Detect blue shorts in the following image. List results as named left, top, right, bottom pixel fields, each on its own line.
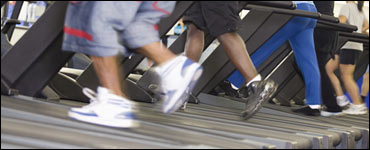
left=62, top=1, right=176, bottom=57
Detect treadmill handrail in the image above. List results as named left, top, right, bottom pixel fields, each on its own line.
left=345, top=38, right=369, bottom=45
left=317, top=20, right=357, bottom=32
left=246, top=1, right=296, bottom=9
left=245, top=5, right=339, bottom=23
left=315, top=23, right=357, bottom=33
left=339, top=32, right=369, bottom=40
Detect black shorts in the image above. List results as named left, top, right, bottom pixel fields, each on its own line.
left=314, top=28, right=338, bottom=58
left=339, top=49, right=362, bottom=65
left=183, top=1, right=241, bottom=37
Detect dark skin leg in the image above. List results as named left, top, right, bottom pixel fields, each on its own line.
left=217, top=32, right=258, bottom=83
left=91, top=42, right=176, bottom=98
left=185, top=24, right=205, bottom=62
left=91, top=55, right=126, bottom=97
left=185, top=23, right=258, bottom=84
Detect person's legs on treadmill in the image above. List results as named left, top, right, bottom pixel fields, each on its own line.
left=326, top=55, right=350, bottom=107
left=66, top=1, right=203, bottom=128
left=91, top=41, right=178, bottom=98
left=185, top=23, right=205, bottom=62
left=340, top=64, right=367, bottom=115
left=340, top=64, right=362, bottom=104
left=217, top=32, right=277, bottom=120
left=217, top=32, right=258, bottom=82
left=317, top=53, right=343, bottom=116
left=64, top=1, right=146, bottom=128
left=184, top=1, right=277, bottom=120
left=286, top=2, right=321, bottom=116
left=361, top=66, right=369, bottom=101
left=289, top=27, right=322, bottom=116
left=136, top=42, right=203, bottom=114
left=90, top=56, right=126, bottom=97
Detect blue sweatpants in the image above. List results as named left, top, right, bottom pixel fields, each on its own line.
left=228, top=3, right=321, bottom=105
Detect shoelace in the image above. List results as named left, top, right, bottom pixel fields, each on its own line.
left=82, top=88, right=134, bottom=108
left=83, top=88, right=98, bottom=102
left=81, top=88, right=99, bottom=109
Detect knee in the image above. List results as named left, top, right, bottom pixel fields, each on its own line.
left=340, top=72, right=353, bottom=83
left=188, top=24, right=203, bottom=35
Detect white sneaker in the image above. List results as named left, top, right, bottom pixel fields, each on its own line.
left=343, top=104, right=368, bottom=115
left=153, top=56, right=203, bottom=114
left=336, top=96, right=350, bottom=107
left=68, top=87, right=138, bottom=128
left=320, top=110, right=344, bottom=117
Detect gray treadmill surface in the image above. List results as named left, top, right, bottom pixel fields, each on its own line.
left=1, top=95, right=369, bottom=149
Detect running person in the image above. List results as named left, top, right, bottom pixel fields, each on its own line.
left=226, top=1, right=323, bottom=116
left=63, top=1, right=203, bottom=128
left=183, top=1, right=278, bottom=120
left=326, top=1, right=369, bottom=115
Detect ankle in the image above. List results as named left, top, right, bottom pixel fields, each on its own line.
left=336, top=95, right=347, bottom=100
left=246, top=74, right=262, bottom=87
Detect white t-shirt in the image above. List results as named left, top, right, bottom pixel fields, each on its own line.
left=340, top=2, right=367, bottom=51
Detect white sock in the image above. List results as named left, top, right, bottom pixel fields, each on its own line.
left=337, top=95, right=347, bottom=100
left=246, top=74, right=262, bottom=87
left=309, top=105, right=321, bottom=109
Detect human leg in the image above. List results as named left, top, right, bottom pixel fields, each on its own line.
left=361, top=66, right=369, bottom=99
left=123, top=2, right=202, bottom=114
left=66, top=2, right=198, bottom=127
left=325, top=55, right=351, bottom=107
left=340, top=64, right=362, bottom=105
left=339, top=50, right=367, bottom=114
left=90, top=56, right=125, bottom=97
left=184, top=23, right=205, bottom=62
left=340, top=64, right=368, bottom=115
left=216, top=32, right=277, bottom=119
left=217, top=32, right=258, bottom=83
left=289, top=27, right=322, bottom=116
left=326, top=55, right=345, bottom=96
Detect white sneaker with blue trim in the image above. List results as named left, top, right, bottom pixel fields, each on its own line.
left=154, top=56, right=203, bottom=114
left=68, top=87, right=138, bottom=128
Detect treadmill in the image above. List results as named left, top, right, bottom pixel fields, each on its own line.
left=1, top=1, right=369, bottom=149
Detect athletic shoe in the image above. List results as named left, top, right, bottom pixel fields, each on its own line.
left=238, top=79, right=278, bottom=120
left=320, top=110, right=344, bottom=117
left=69, top=87, right=138, bottom=128
left=343, top=104, right=368, bottom=115
left=153, top=56, right=203, bottom=114
left=292, top=106, right=321, bottom=116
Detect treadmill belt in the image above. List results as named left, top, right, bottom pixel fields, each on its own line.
left=1, top=95, right=369, bottom=149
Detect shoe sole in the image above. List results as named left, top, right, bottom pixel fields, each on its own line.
left=241, top=80, right=278, bottom=120
left=69, top=111, right=139, bottom=128
left=320, top=112, right=345, bottom=117
left=343, top=111, right=368, bottom=115
left=163, top=65, right=203, bottom=114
